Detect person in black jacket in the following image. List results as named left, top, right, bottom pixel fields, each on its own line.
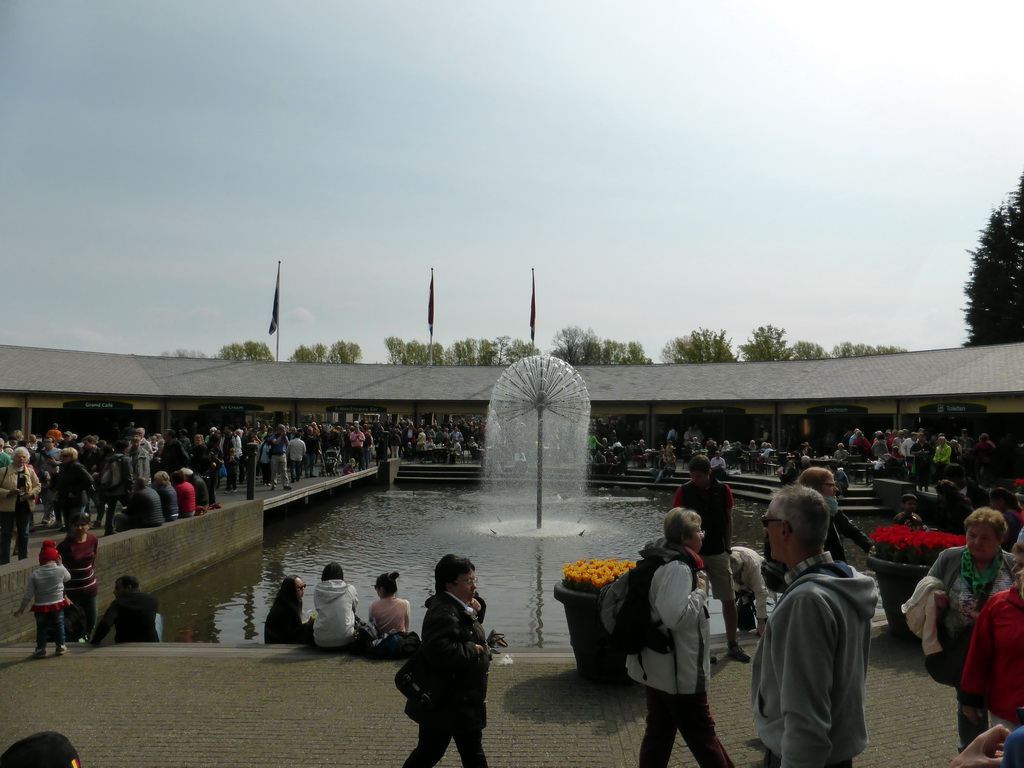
left=113, top=477, right=164, bottom=533
left=55, top=447, right=95, bottom=532
left=403, top=554, right=490, bottom=768
left=91, top=575, right=160, bottom=644
left=264, top=576, right=314, bottom=644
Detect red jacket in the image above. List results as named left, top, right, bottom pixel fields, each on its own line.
left=959, top=587, right=1024, bottom=722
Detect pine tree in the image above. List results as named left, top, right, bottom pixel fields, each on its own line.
left=964, top=171, right=1024, bottom=346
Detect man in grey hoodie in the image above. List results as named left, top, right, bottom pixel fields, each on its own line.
left=752, top=484, right=878, bottom=768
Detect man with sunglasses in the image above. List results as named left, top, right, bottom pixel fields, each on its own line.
left=752, top=484, right=877, bottom=768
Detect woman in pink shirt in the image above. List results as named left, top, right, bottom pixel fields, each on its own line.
left=348, top=427, right=365, bottom=470
left=369, top=571, right=410, bottom=634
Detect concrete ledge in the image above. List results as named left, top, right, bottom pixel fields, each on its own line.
left=0, top=499, right=263, bottom=643
left=873, top=478, right=914, bottom=511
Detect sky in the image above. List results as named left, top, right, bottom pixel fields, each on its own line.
left=3, top=0, right=1023, bottom=364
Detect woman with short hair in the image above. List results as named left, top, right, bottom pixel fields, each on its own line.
left=152, top=471, right=179, bottom=522
left=927, top=507, right=1015, bottom=749
left=1, top=447, right=42, bottom=564
left=627, top=508, right=733, bottom=768
left=959, top=542, right=1024, bottom=732
left=797, top=466, right=872, bottom=563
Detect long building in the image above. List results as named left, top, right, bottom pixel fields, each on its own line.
left=3, top=343, right=1024, bottom=459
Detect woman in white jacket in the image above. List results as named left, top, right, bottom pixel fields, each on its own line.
left=312, top=562, right=359, bottom=650
left=626, top=507, right=734, bottom=768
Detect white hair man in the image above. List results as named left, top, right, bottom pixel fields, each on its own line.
left=752, top=484, right=877, bottom=768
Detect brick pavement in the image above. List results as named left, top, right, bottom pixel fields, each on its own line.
left=1, top=629, right=960, bottom=768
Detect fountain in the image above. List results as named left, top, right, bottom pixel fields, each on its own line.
left=484, top=355, right=591, bottom=528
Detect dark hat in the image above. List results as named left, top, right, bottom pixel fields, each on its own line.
left=0, top=731, right=81, bottom=768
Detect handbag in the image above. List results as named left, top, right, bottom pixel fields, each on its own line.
left=395, top=651, right=440, bottom=711
left=924, top=626, right=973, bottom=687
left=924, top=588, right=993, bottom=688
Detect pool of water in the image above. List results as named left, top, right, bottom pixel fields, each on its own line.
left=155, top=486, right=889, bottom=646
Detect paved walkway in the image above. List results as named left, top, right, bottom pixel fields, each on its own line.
left=1, top=628, right=960, bottom=768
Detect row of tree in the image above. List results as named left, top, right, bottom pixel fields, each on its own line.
left=192, top=324, right=905, bottom=364
left=660, top=326, right=906, bottom=363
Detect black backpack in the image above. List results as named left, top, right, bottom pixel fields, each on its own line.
left=597, top=549, right=698, bottom=655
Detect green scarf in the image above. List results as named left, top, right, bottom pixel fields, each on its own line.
left=961, top=548, right=1002, bottom=596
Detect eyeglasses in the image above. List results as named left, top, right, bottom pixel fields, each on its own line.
left=295, top=584, right=306, bottom=591
left=760, top=515, right=786, bottom=528
left=453, top=578, right=478, bottom=587
left=698, top=530, right=706, bottom=537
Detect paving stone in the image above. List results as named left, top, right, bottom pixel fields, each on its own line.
left=0, top=628, right=960, bottom=768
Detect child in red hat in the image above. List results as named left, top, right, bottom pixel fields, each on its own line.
left=13, top=540, right=71, bottom=658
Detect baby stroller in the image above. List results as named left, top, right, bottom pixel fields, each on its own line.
left=322, top=448, right=340, bottom=476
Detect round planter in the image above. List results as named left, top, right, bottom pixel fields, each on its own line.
left=867, top=555, right=931, bottom=641
left=552, top=582, right=633, bottom=685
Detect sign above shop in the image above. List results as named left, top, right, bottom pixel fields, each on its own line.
left=682, top=406, right=746, bottom=415
left=326, top=405, right=387, bottom=413
left=63, top=400, right=133, bottom=410
left=806, top=404, right=868, bottom=415
left=197, top=403, right=264, bottom=412
left=919, top=402, right=987, bottom=414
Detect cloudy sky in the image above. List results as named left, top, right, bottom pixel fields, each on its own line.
left=3, top=1, right=1023, bottom=363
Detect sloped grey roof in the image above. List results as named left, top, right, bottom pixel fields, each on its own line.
left=0, top=342, right=1021, bottom=404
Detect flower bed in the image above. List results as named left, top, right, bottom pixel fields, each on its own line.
left=869, top=525, right=965, bottom=566
left=561, top=558, right=635, bottom=594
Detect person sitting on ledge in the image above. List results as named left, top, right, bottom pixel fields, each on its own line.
left=650, top=444, right=676, bottom=484
left=370, top=571, right=411, bottom=634
left=264, top=575, right=313, bottom=644
left=152, top=471, right=179, bottom=522
left=710, top=450, right=727, bottom=481
left=312, top=562, right=359, bottom=651
left=171, top=470, right=196, bottom=519
left=180, top=467, right=209, bottom=512
left=113, top=477, right=163, bottom=533
left=91, top=575, right=160, bottom=644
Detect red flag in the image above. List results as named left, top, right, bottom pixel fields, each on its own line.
left=530, top=268, right=536, bottom=343
left=428, top=269, right=434, bottom=334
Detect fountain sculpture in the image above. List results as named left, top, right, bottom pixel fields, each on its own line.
left=485, top=355, right=591, bottom=528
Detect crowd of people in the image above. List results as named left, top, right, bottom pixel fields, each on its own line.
left=13, top=530, right=161, bottom=654
left=7, top=416, right=1024, bottom=767
left=0, top=416, right=491, bottom=556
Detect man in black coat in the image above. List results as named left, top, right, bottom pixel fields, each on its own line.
left=403, top=554, right=490, bottom=768
left=91, top=575, right=160, bottom=644
left=113, top=477, right=164, bottom=532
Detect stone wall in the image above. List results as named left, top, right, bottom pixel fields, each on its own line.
left=0, top=500, right=263, bottom=643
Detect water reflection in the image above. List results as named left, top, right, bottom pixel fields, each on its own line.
left=155, top=486, right=889, bottom=646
